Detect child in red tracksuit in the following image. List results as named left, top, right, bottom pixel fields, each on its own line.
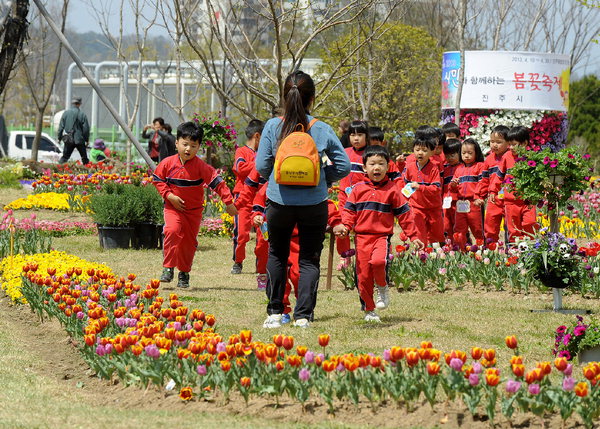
left=231, top=119, right=264, bottom=276
left=490, top=126, right=538, bottom=242
left=252, top=185, right=342, bottom=324
left=401, top=137, right=444, bottom=245
left=442, top=138, right=461, bottom=242
left=234, top=166, right=269, bottom=288
left=154, top=121, right=237, bottom=288
left=475, top=125, right=510, bottom=244
left=450, top=138, right=485, bottom=249
left=336, top=145, right=423, bottom=323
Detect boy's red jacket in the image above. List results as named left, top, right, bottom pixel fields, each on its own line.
left=342, top=178, right=418, bottom=239
left=338, top=146, right=400, bottom=208
left=232, top=145, right=256, bottom=194
left=153, top=155, right=233, bottom=210
left=442, top=163, right=459, bottom=198
left=234, top=167, right=267, bottom=209
left=450, top=162, right=485, bottom=200
left=490, top=149, right=519, bottom=202
left=401, top=159, right=442, bottom=209
left=476, top=152, right=506, bottom=200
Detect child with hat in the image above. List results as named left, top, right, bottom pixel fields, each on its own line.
left=90, top=138, right=110, bottom=163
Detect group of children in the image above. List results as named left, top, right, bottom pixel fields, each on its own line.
left=152, top=117, right=538, bottom=324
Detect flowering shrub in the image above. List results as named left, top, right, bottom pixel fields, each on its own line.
left=191, top=112, right=237, bottom=151
left=0, top=250, right=112, bottom=303
left=554, top=316, right=600, bottom=361
left=510, top=147, right=593, bottom=208
left=443, top=110, right=568, bottom=152
left=15, top=263, right=600, bottom=427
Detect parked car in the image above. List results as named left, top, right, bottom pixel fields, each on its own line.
left=1, top=130, right=82, bottom=163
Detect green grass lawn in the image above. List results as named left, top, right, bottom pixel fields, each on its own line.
left=0, top=186, right=595, bottom=428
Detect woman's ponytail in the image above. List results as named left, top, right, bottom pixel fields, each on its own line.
left=279, top=71, right=315, bottom=142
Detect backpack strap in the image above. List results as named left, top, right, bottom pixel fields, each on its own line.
left=306, top=118, right=318, bottom=131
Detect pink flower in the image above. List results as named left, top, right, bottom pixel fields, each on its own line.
left=527, top=160, right=537, bottom=167
left=528, top=384, right=540, bottom=395
left=563, top=377, right=575, bottom=391
left=450, top=358, right=464, bottom=371
left=299, top=367, right=311, bottom=381
left=197, top=364, right=207, bottom=375
left=543, top=156, right=550, bottom=165
left=505, top=380, right=521, bottom=393
left=469, top=373, right=480, bottom=386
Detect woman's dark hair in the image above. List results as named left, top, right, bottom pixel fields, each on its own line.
left=462, top=138, right=485, bottom=163
left=362, top=144, right=390, bottom=164
left=349, top=120, right=370, bottom=143
left=491, top=125, right=510, bottom=140
left=177, top=121, right=203, bottom=142
left=153, top=117, right=165, bottom=126
left=443, top=138, right=461, bottom=156
left=280, top=70, right=315, bottom=141
left=507, top=126, right=530, bottom=144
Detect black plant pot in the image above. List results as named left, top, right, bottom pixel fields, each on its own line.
left=97, top=225, right=133, bottom=249
left=132, top=222, right=159, bottom=249
left=537, top=270, right=572, bottom=289
left=156, top=224, right=164, bottom=249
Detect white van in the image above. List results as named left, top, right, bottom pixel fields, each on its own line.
left=2, top=130, right=82, bottom=163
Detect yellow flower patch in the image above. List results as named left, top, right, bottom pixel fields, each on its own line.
left=0, top=251, right=113, bottom=303
left=3, top=192, right=87, bottom=212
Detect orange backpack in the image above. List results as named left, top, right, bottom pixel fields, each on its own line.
left=274, top=118, right=320, bottom=186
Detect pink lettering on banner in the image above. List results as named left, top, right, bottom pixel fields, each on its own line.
left=514, top=72, right=526, bottom=90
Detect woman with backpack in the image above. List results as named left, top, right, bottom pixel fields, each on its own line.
left=255, top=70, right=351, bottom=329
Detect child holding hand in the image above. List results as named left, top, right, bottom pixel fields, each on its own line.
left=153, top=121, right=237, bottom=288
left=336, top=145, right=423, bottom=323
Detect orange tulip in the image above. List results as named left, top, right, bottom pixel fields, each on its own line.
left=370, top=356, right=382, bottom=368
left=389, top=346, right=405, bottom=362
left=84, top=334, right=96, bottom=347
left=240, top=377, right=251, bottom=388
left=510, top=355, right=523, bottom=365
left=406, top=350, right=420, bottom=367
left=239, top=330, right=252, bottom=344
left=505, top=335, right=518, bottom=349
left=318, top=334, right=330, bottom=348
left=485, top=373, right=500, bottom=386
left=482, top=348, right=496, bottom=361
left=287, top=355, right=302, bottom=367
left=131, top=344, right=143, bottom=356
left=583, top=364, right=597, bottom=381
left=322, top=360, right=336, bottom=372
left=205, top=314, right=216, bottom=327
left=470, top=347, right=483, bottom=360
left=296, top=345, right=308, bottom=357
left=512, top=364, right=525, bottom=378
left=537, top=361, right=552, bottom=376
left=282, top=336, right=294, bottom=351
left=179, top=387, right=193, bottom=401
left=220, top=360, right=232, bottom=372
left=275, top=360, right=285, bottom=371
left=273, top=334, right=284, bottom=348
left=427, top=361, right=441, bottom=376
left=575, top=381, right=589, bottom=397
left=420, top=341, right=433, bottom=349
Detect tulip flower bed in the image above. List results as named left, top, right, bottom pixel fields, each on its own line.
left=31, top=171, right=153, bottom=195
left=3, top=192, right=89, bottom=212
left=0, top=251, right=112, bottom=303
left=341, top=240, right=600, bottom=297
left=14, top=262, right=600, bottom=428
left=0, top=211, right=52, bottom=260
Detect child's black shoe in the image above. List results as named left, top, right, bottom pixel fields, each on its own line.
left=177, top=271, right=190, bottom=288
left=160, top=267, right=174, bottom=282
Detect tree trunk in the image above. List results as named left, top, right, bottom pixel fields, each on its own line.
left=0, top=0, right=29, bottom=97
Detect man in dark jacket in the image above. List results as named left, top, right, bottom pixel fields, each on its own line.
left=58, top=97, right=90, bottom=164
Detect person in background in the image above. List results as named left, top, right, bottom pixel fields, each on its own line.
left=442, top=122, right=461, bottom=140
left=157, top=123, right=177, bottom=162
left=142, top=117, right=165, bottom=163
left=89, top=138, right=110, bottom=163
left=58, top=97, right=90, bottom=164
left=338, top=119, right=350, bottom=148
left=255, top=70, right=351, bottom=329
left=442, top=138, right=462, bottom=243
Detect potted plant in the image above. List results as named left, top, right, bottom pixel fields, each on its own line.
left=127, top=185, right=164, bottom=249
left=553, top=315, right=600, bottom=363
left=519, top=230, right=583, bottom=289
left=509, top=146, right=593, bottom=232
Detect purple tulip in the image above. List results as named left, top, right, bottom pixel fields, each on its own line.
left=472, top=362, right=483, bottom=374
left=450, top=358, right=464, bottom=371
left=528, top=384, right=540, bottom=395
left=299, top=368, right=310, bottom=382
left=144, top=344, right=160, bottom=359
left=304, top=351, right=315, bottom=364
left=197, top=364, right=207, bottom=376
left=383, top=349, right=391, bottom=362
left=564, top=364, right=573, bottom=376
left=469, top=373, right=480, bottom=386
left=216, top=342, right=226, bottom=353
left=95, top=344, right=106, bottom=356
left=563, top=377, right=575, bottom=391
left=505, top=380, right=521, bottom=393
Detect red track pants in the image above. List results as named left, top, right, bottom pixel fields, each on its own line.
left=412, top=206, right=444, bottom=245
left=505, top=201, right=538, bottom=242
left=355, top=234, right=390, bottom=312
left=233, top=196, right=269, bottom=273
left=162, top=206, right=203, bottom=273
left=444, top=204, right=456, bottom=242
left=454, top=202, right=484, bottom=249
left=283, top=237, right=300, bottom=314
left=484, top=199, right=505, bottom=243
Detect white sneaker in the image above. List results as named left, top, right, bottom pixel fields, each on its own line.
left=263, top=314, right=282, bottom=329
left=293, top=318, right=310, bottom=328
left=375, top=285, right=390, bottom=310
left=364, top=310, right=381, bottom=323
